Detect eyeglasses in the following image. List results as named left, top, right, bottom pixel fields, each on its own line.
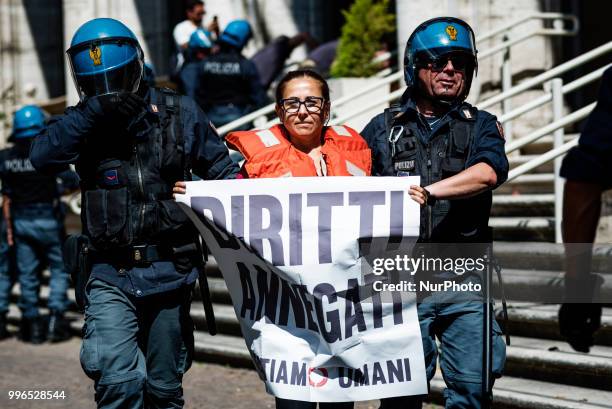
left=279, top=96, right=325, bottom=114
left=422, top=54, right=471, bottom=72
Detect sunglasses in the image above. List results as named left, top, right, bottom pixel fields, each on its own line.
left=279, top=96, right=325, bottom=114
left=421, top=54, right=471, bottom=72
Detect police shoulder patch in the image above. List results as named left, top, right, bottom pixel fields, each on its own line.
left=496, top=121, right=505, bottom=139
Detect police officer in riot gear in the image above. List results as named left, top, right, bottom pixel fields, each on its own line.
left=187, top=19, right=267, bottom=127
left=361, top=17, right=508, bottom=408
left=30, top=18, right=238, bottom=408
left=179, top=28, right=214, bottom=96
left=0, top=105, right=75, bottom=344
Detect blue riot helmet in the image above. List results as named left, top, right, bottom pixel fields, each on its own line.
left=66, top=18, right=144, bottom=100
left=404, top=17, right=478, bottom=100
left=10, top=105, right=46, bottom=140
left=219, top=20, right=252, bottom=50
left=189, top=28, right=213, bottom=51
left=188, top=28, right=213, bottom=61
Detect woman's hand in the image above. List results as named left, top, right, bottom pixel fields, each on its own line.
left=409, top=185, right=430, bottom=207
left=173, top=181, right=187, bottom=199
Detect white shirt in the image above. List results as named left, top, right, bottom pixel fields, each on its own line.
left=173, top=20, right=200, bottom=48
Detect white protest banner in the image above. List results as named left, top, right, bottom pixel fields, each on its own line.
left=176, top=176, right=427, bottom=402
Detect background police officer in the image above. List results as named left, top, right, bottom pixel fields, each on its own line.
left=187, top=19, right=267, bottom=127
left=179, top=28, right=214, bottom=97
left=30, top=18, right=238, bottom=409
left=0, top=105, right=74, bottom=344
left=361, top=17, right=508, bottom=408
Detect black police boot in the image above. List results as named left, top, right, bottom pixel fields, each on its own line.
left=47, top=310, right=71, bottom=342
left=20, top=316, right=45, bottom=344
left=0, top=313, right=9, bottom=340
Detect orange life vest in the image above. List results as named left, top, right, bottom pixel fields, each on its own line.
left=226, top=124, right=372, bottom=178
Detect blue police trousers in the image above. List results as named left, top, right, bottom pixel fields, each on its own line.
left=12, top=204, right=68, bottom=318
left=80, top=278, right=194, bottom=409
left=380, top=278, right=506, bottom=409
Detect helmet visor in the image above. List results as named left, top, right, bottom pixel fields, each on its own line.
left=67, top=39, right=144, bottom=100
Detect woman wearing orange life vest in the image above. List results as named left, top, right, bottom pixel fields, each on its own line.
left=224, top=69, right=371, bottom=179
left=173, top=69, right=367, bottom=409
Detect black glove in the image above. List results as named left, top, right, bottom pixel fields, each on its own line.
left=558, top=303, right=602, bottom=353
left=95, top=92, right=147, bottom=120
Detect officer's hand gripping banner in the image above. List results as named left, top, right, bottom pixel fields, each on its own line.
left=176, top=176, right=427, bottom=402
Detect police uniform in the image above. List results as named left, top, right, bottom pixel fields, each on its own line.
left=0, top=136, right=74, bottom=342
left=361, top=91, right=508, bottom=408
left=31, top=85, right=238, bottom=407
left=185, top=20, right=267, bottom=128
left=188, top=47, right=267, bottom=126
left=30, top=17, right=239, bottom=409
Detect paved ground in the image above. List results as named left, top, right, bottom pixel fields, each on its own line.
left=0, top=334, right=440, bottom=409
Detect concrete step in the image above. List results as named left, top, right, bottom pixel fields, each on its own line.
left=504, top=336, right=612, bottom=391
left=493, top=242, right=612, bottom=273
left=491, top=194, right=555, bottom=217
left=490, top=217, right=554, bottom=242
left=500, top=303, right=612, bottom=346
left=494, top=268, right=612, bottom=304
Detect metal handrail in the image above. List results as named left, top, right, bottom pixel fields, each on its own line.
left=504, top=102, right=595, bottom=154
left=507, top=138, right=578, bottom=182
left=479, top=28, right=577, bottom=59
left=217, top=12, right=578, bottom=136
left=331, top=89, right=404, bottom=125
left=477, top=12, right=578, bottom=42
left=498, top=64, right=610, bottom=123
left=480, top=41, right=612, bottom=109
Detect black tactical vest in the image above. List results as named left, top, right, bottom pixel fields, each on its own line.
left=77, top=88, right=195, bottom=252
left=197, top=49, right=251, bottom=109
left=2, top=141, right=58, bottom=206
left=384, top=103, right=492, bottom=243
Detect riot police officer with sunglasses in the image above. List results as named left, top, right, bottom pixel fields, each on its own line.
left=361, top=17, right=508, bottom=408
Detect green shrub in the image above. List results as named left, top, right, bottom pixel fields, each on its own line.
left=330, top=0, right=395, bottom=78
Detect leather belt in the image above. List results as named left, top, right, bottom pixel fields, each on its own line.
left=89, top=244, right=173, bottom=266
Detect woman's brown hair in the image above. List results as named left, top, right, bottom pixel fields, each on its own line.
left=275, top=69, right=330, bottom=102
